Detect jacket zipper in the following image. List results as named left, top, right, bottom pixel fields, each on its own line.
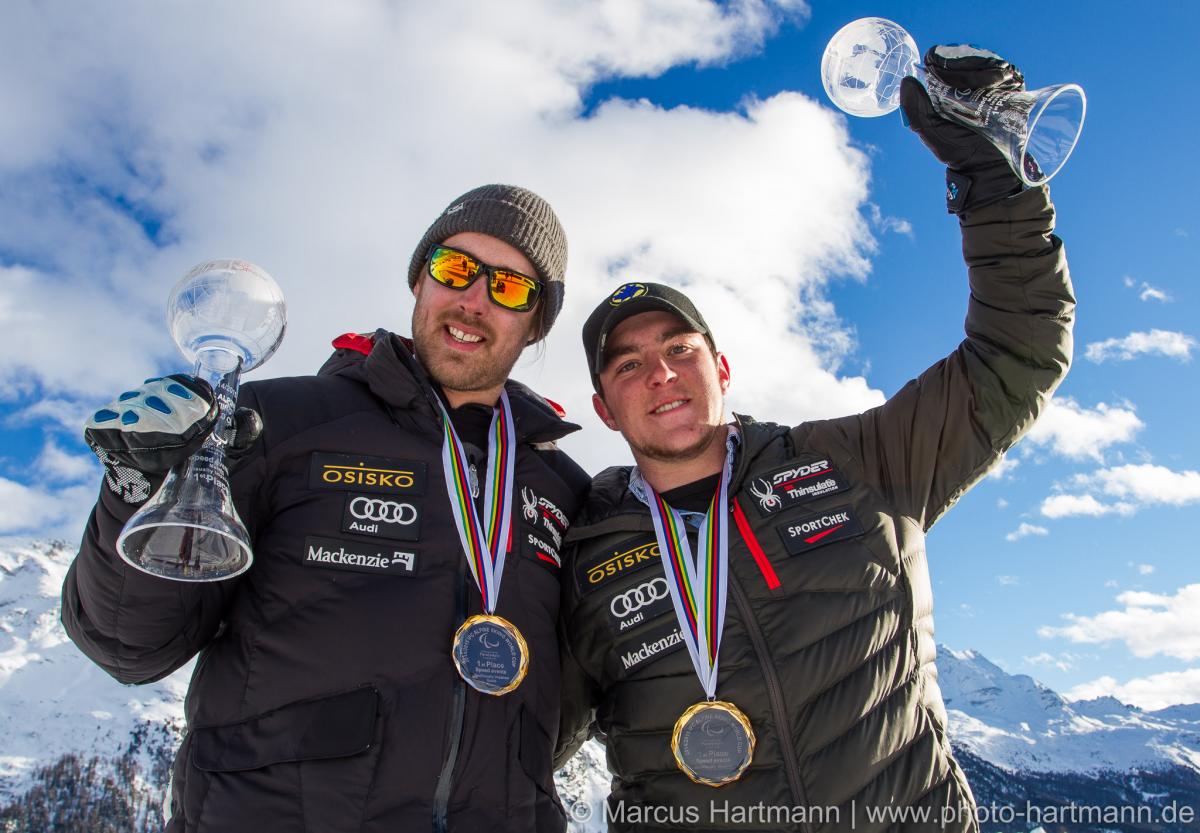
left=728, top=571, right=811, bottom=831
left=432, top=550, right=469, bottom=832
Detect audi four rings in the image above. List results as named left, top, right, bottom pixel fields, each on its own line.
left=349, top=497, right=418, bottom=525
left=610, top=578, right=669, bottom=617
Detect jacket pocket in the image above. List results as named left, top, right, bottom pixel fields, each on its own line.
left=185, top=686, right=382, bottom=833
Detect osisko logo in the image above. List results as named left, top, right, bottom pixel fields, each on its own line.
left=580, top=540, right=659, bottom=589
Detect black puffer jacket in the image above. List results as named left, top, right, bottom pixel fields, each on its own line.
left=62, top=329, right=589, bottom=833
left=557, top=187, right=1074, bottom=832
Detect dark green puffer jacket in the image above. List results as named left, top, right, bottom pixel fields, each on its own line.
left=556, top=186, right=1074, bottom=832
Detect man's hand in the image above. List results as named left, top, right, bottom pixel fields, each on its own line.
left=84, top=375, right=261, bottom=503
left=900, top=45, right=1025, bottom=214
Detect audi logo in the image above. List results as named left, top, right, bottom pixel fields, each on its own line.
left=349, top=497, right=418, bottom=525
left=610, top=577, right=669, bottom=618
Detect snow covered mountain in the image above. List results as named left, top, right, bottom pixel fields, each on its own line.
left=2, top=541, right=1197, bottom=831
left=0, top=540, right=186, bottom=830
left=939, top=647, right=1200, bottom=775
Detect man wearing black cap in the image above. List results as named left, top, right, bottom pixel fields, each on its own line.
left=63, top=184, right=589, bottom=832
left=556, top=51, right=1075, bottom=831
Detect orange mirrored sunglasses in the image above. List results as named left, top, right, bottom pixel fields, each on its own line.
left=426, top=245, right=543, bottom=312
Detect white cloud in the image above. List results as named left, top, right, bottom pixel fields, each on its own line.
left=1137, top=564, right=1156, bottom=576
left=1039, top=584, right=1200, bottom=661
left=1122, top=276, right=1170, bottom=302
left=1005, top=523, right=1047, bottom=542
left=996, top=498, right=1008, bottom=508
left=996, top=575, right=1020, bottom=586
left=1023, top=651, right=1080, bottom=673
left=1078, top=464, right=1200, bottom=506
left=35, top=441, right=97, bottom=483
left=5, top=398, right=101, bottom=432
left=1139, top=284, right=1170, bottom=303
left=866, top=203, right=913, bottom=237
left=1023, top=397, right=1142, bottom=463
left=987, top=454, right=1020, bottom=480
left=1041, top=463, right=1200, bottom=519
left=1039, top=493, right=1134, bottom=519
left=0, top=478, right=95, bottom=537
left=1084, top=329, right=1196, bottom=363
left=0, top=0, right=895, bottom=482
left=1065, top=669, right=1200, bottom=711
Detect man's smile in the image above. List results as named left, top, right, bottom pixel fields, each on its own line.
left=651, top=399, right=689, bottom=415
left=447, top=324, right=484, bottom=344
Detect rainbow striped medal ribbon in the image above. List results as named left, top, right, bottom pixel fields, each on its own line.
left=643, top=441, right=755, bottom=786
left=439, top=390, right=529, bottom=696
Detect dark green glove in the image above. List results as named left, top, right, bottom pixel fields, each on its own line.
left=900, top=44, right=1025, bottom=214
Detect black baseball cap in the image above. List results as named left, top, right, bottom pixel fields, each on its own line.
left=582, top=282, right=714, bottom=393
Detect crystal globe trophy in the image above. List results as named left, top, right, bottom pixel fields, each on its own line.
left=820, top=17, right=1086, bottom=185
left=117, top=260, right=286, bottom=582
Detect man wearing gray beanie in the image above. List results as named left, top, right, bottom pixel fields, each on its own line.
left=65, top=184, right=589, bottom=832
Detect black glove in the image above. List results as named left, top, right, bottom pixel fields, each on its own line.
left=900, top=44, right=1025, bottom=214
left=84, top=374, right=262, bottom=503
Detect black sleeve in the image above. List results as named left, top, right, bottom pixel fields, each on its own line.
left=60, top=385, right=268, bottom=684
left=554, top=555, right=599, bottom=769
left=807, top=186, right=1074, bottom=531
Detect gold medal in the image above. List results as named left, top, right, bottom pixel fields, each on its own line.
left=671, top=700, right=755, bottom=786
left=451, top=613, right=529, bottom=696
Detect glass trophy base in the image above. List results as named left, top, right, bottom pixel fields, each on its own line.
left=118, top=521, right=251, bottom=582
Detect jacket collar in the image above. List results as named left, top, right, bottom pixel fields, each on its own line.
left=318, top=328, right=580, bottom=445
left=566, top=414, right=789, bottom=543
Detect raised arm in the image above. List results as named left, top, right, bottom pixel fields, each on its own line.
left=61, top=377, right=264, bottom=683
left=814, top=47, right=1075, bottom=530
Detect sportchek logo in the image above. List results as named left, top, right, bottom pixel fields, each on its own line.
left=790, top=510, right=850, bottom=541
left=303, top=536, right=418, bottom=576
left=749, top=458, right=849, bottom=515
left=776, top=505, right=864, bottom=556
left=526, top=531, right=561, bottom=567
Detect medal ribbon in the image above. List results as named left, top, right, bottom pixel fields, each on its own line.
left=643, top=438, right=735, bottom=701
left=438, top=390, right=516, bottom=614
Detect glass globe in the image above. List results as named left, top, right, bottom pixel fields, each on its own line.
left=168, top=259, right=287, bottom=374
left=821, top=17, right=919, bottom=118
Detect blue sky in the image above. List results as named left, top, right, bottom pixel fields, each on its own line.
left=0, top=0, right=1196, bottom=708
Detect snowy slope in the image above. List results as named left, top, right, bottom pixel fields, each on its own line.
left=939, top=647, right=1200, bottom=775
left=0, top=540, right=188, bottom=804
left=2, top=541, right=1199, bottom=825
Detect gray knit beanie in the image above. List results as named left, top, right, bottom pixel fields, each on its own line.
left=407, top=184, right=568, bottom=340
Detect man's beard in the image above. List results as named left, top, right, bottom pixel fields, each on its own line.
left=629, top=422, right=724, bottom=464
left=411, top=313, right=526, bottom=395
